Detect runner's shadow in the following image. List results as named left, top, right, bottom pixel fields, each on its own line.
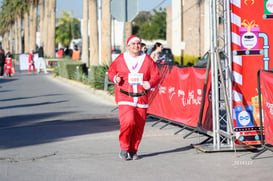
left=140, top=145, right=192, bottom=158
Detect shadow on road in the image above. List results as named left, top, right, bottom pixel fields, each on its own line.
left=140, top=145, right=193, bottom=158
left=0, top=111, right=120, bottom=149
left=0, top=93, right=64, bottom=102
left=0, top=100, right=69, bottom=110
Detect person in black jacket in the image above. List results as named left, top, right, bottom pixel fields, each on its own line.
left=37, top=44, right=47, bottom=74
left=0, top=49, right=5, bottom=77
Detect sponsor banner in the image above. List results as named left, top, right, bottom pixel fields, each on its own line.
left=19, top=53, right=40, bottom=70
left=231, top=0, right=273, bottom=145
left=148, top=65, right=212, bottom=131
left=260, top=71, right=273, bottom=145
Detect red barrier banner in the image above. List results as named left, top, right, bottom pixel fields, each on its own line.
left=231, top=1, right=273, bottom=145
left=148, top=65, right=212, bottom=131
left=260, top=71, right=273, bottom=145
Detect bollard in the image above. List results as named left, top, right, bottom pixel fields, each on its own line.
left=88, top=68, right=92, bottom=83
left=104, top=72, right=109, bottom=91
left=76, top=66, right=79, bottom=80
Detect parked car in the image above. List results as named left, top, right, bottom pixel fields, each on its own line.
left=197, top=51, right=210, bottom=67
left=111, top=49, right=121, bottom=61
left=158, top=48, right=175, bottom=65
left=197, top=51, right=225, bottom=67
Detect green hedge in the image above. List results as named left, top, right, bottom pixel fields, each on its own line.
left=174, top=54, right=199, bottom=66
left=54, top=62, right=115, bottom=95
left=89, top=64, right=109, bottom=90
left=57, top=60, right=87, bottom=79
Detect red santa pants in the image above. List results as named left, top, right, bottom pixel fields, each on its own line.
left=28, top=64, right=36, bottom=73
left=6, top=68, right=11, bottom=76
left=118, top=105, right=147, bottom=153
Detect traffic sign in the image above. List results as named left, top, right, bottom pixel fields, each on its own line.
left=111, top=0, right=139, bottom=22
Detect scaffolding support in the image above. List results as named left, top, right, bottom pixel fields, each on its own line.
left=194, top=0, right=236, bottom=152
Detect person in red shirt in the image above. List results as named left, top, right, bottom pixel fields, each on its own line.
left=4, top=52, right=13, bottom=77
left=28, top=49, right=36, bottom=73
left=108, top=35, right=161, bottom=161
left=57, top=48, right=64, bottom=58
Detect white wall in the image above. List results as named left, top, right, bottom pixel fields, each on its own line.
left=111, top=19, right=124, bottom=49
left=171, top=0, right=183, bottom=56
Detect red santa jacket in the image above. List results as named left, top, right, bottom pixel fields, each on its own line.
left=5, top=57, right=12, bottom=68
left=108, top=52, right=161, bottom=108
left=28, top=53, right=34, bottom=64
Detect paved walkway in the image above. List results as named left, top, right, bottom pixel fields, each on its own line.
left=0, top=71, right=272, bottom=181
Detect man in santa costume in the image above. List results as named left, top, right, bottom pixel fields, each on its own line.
left=28, top=49, right=36, bottom=73
left=108, top=35, right=161, bottom=160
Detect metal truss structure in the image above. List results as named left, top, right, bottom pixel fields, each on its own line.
left=195, top=0, right=236, bottom=152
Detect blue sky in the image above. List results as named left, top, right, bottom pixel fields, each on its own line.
left=0, top=0, right=171, bottom=18
left=59, top=0, right=172, bottom=18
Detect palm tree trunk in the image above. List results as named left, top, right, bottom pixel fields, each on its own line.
left=89, top=0, right=99, bottom=65
left=39, top=0, right=45, bottom=46
left=29, top=0, right=37, bottom=51
left=44, top=0, right=49, bottom=55
left=101, top=0, right=111, bottom=65
left=17, top=17, right=22, bottom=54
left=24, top=12, right=29, bottom=53
left=10, top=26, right=14, bottom=53
left=121, top=22, right=132, bottom=53
left=14, top=19, right=18, bottom=54
left=82, top=0, right=89, bottom=65
left=3, top=32, right=8, bottom=51
left=47, top=0, right=56, bottom=57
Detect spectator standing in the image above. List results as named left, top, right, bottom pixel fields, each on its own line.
left=150, top=42, right=163, bottom=63
left=141, top=43, right=147, bottom=54
left=0, top=49, right=5, bottom=77
left=28, top=49, right=36, bottom=73
left=107, top=35, right=161, bottom=161
left=71, top=45, right=81, bottom=60
left=57, top=48, right=64, bottom=58
left=37, top=44, right=47, bottom=74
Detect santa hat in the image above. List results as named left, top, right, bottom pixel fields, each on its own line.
left=127, top=35, right=141, bottom=45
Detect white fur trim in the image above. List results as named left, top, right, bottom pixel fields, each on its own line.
left=118, top=101, right=149, bottom=108
left=143, top=81, right=151, bottom=90
left=127, top=37, right=141, bottom=45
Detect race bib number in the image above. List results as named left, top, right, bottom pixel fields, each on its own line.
left=128, top=73, right=143, bottom=85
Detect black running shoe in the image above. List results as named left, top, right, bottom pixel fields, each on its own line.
left=129, top=152, right=139, bottom=160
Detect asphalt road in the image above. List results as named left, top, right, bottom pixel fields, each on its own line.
left=0, top=71, right=273, bottom=181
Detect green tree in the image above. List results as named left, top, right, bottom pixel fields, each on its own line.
left=55, top=11, right=81, bottom=47
left=133, top=9, right=166, bottom=40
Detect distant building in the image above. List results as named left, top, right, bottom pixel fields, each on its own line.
left=168, top=0, right=210, bottom=57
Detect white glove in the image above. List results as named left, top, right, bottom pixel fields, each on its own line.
left=142, top=81, right=150, bottom=90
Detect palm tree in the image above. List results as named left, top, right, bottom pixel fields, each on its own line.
left=43, top=0, right=49, bottom=54
left=42, top=0, right=56, bottom=57
left=101, top=0, right=111, bottom=65
left=29, top=0, right=38, bottom=51
left=39, top=0, right=45, bottom=47
left=0, top=0, right=56, bottom=56
left=24, top=11, right=30, bottom=53
left=123, top=22, right=132, bottom=53
left=0, top=0, right=16, bottom=51
left=0, top=0, right=30, bottom=53
left=47, top=0, right=56, bottom=57
left=82, top=0, right=89, bottom=64
left=13, top=0, right=28, bottom=54
left=89, top=0, right=99, bottom=65
left=55, top=11, right=81, bottom=48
